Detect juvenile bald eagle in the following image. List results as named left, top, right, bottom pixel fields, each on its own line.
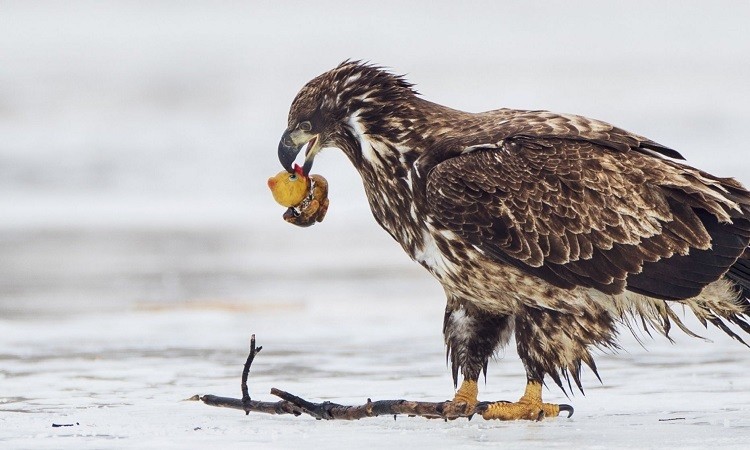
left=277, top=61, right=750, bottom=420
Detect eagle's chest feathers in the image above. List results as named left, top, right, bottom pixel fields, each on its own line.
left=350, top=120, right=464, bottom=280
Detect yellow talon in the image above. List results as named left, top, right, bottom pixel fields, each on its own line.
left=445, top=379, right=572, bottom=420
left=267, top=169, right=310, bottom=207
left=479, top=381, right=568, bottom=421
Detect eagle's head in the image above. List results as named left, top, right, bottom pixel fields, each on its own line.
left=277, top=61, right=417, bottom=175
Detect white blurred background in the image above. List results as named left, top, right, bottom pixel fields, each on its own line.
left=1, top=2, right=750, bottom=447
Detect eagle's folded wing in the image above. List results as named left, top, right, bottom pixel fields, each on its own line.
left=426, top=137, right=750, bottom=300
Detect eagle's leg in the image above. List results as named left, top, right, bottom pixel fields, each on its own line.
left=479, top=307, right=600, bottom=420
left=443, top=300, right=513, bottom=416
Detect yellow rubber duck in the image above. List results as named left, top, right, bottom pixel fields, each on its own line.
left=267, top=166, right=310, bottom=207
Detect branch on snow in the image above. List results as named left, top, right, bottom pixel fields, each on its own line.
left=188, top=334, right=478, bottom=421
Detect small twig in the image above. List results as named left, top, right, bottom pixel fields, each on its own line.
left=240, top=334, right=262, bottom=414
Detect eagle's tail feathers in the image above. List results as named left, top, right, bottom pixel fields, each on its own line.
left=726, top=311, right=750, bottom=336
left=725, top=254, right=750, bottom=301
left=719, top=253, right=750, bottom=344
left=665, top=305, right=705, bottom=340
left=668, top=275, right=750, bottom=347
left=707, top=316, right=750, bottom=348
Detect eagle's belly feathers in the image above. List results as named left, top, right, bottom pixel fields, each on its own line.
left=409, top=223, right=593, bottom=315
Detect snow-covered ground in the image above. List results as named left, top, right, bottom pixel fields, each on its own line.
left=2, top=264, right=750, bottom=449
left=2, top=1, right=750, bottom=448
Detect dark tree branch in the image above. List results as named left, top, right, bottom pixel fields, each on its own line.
left=188, top=335, right=484, bottom=421
left=193, top=394, right=303, bottom=416
left=190, top=392, right=474, bottom=420
left=267, top=388, right=472, bottom=420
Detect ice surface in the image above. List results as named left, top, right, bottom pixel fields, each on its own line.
left=1, top=1, right=750, bottom=448
left=2, top=291, right=750, bottom=449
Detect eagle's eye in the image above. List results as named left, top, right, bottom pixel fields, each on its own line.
left=298, top=121, right=312, bottom=132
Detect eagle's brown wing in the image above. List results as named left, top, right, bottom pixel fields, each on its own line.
left=426, top=136, right=750, bottom=300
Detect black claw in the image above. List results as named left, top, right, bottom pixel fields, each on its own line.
left=558, top=404, right=574, bottom=418
left=536, top=410, right=545, bottom=421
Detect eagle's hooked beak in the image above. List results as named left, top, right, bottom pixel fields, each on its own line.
left=278, top=128, right=321, bottom=175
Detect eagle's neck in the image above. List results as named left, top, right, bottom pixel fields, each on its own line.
left=336, top=97, right=461, bottom=258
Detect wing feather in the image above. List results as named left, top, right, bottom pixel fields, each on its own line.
left=426, top=137, right=750, bottom=300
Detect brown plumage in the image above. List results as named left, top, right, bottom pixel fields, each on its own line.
left=276, top=61, right=750, bottom=416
